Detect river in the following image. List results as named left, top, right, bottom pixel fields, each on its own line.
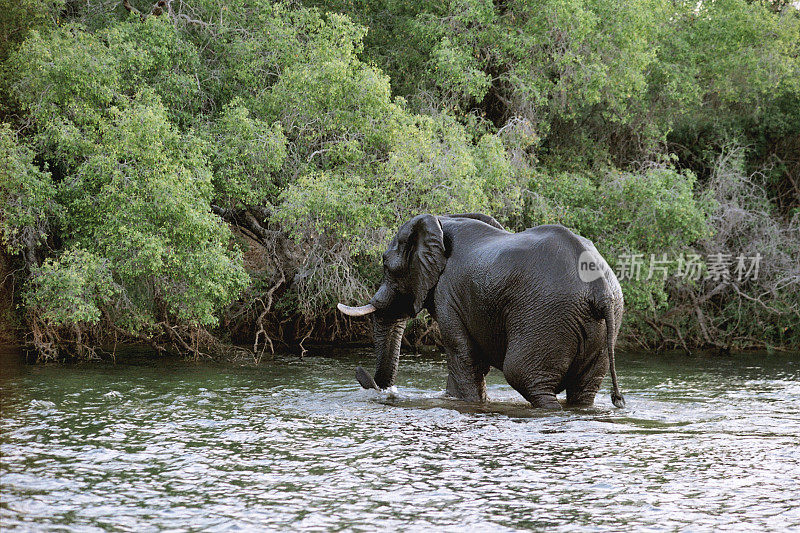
left=1, top=346, right=799, bottom=531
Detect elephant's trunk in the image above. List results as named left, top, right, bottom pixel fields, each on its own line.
left=371, top=315, right=406, bottom=389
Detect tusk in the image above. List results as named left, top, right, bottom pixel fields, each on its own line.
left=337, top=303, right=376, bottom=317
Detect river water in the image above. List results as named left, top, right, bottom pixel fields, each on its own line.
left=1, top=346, right=799, bottom=531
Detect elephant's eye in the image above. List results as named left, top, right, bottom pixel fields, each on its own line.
left=384, top=251, right=404, bottom=275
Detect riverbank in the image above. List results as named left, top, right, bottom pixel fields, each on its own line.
left=0, top=250, right=20, bottom=346
left=2, top=0, right=798, bottom=361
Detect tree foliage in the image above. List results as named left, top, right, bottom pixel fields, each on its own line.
left=1, top=0, right=797, bottom=358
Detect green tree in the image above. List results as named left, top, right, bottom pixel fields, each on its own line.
left=52, top=95, right=250, bottom=330
left=0, top=123, right=60, bottom=261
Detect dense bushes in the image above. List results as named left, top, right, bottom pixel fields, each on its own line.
left=1, top=0, right=798, bottom=359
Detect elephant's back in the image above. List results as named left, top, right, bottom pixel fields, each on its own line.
left=479, top=225, right=615, bottom=324
left=517, top=225, right=622, bottom=304
left=497, top=225, right=621, bottom=329
left=493, top=225, right=589, bottom=281
left=445, top=222, right=613, bottom=303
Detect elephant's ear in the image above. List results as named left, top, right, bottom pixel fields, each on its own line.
left=406, top=214, right=446, bottom=314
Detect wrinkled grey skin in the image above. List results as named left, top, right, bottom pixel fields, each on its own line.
left=344, top=213, right=625, bottom=410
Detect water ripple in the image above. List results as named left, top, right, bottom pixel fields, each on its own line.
left=1, top=349, right=799, bottom=531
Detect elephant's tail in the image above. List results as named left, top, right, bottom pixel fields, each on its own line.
left=603, top=305, right=625, bottom=408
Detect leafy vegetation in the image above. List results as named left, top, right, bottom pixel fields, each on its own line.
left=1, top=0, right=798, bottom=358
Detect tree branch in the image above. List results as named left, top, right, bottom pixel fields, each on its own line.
left=122, top=0, right=170, bottom=21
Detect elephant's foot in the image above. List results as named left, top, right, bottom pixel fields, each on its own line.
left=565, top=391, right=597, bottom=407
left=446, top=375, right=487, bottom=403
left=527, top=393, right=562, bottom=410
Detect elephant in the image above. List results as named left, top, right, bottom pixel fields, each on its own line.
left=337, top=213, right=625, bottom=410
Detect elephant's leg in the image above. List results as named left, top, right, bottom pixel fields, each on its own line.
left=565, top=350, right=608, bottom=407
left=503, top=338, right=573, bottom=410
left=446, top=352, right=489, bottom=402
left=440, top=322, right=488, bottom=402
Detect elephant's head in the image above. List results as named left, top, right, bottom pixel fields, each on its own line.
left=337, top=214, right=446, bottom=389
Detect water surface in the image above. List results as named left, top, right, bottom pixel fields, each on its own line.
left=2, top=347, right=799, bottom=531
